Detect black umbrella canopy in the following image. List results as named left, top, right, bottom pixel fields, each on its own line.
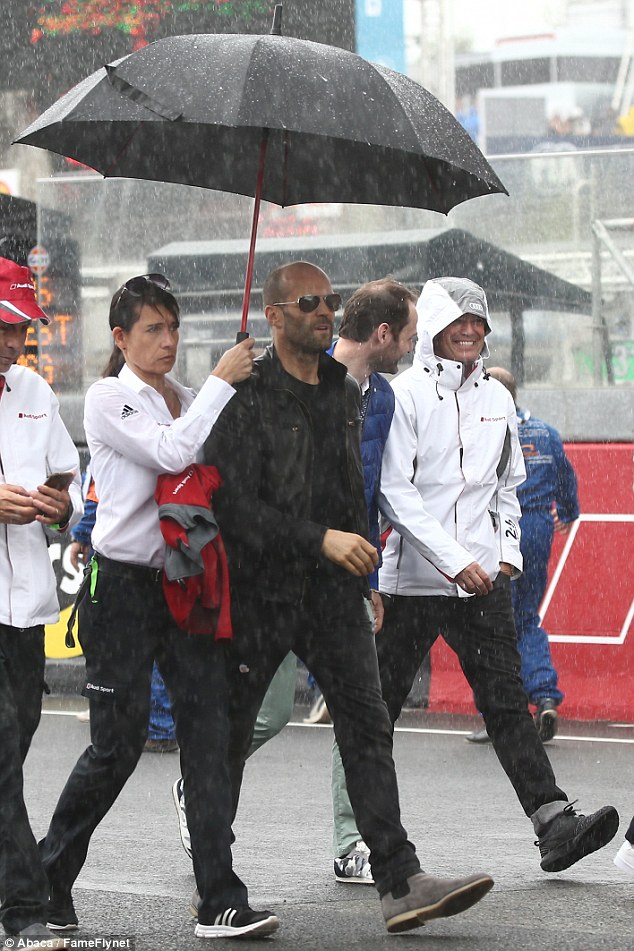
left=15, top=32, right=507, bottom=214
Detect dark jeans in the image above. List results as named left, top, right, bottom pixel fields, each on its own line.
left=0, top=624, right=49, bottom=934
left=148, top=662, right=176, bottom=741
left=225, top=580, right=421, bottom=897
left=40, top=558, right=248, bottom=922
left=376, top=575, right=567, bottom=817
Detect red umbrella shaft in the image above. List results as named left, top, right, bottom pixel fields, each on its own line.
left=239, top=129, right=269, bottom=336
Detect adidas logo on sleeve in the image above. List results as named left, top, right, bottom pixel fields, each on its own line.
left=121, top=404, right=139, bottom=419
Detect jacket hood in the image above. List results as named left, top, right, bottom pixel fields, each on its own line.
left=414, top=277, right=492, bottom=376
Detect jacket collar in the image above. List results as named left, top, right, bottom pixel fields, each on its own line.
left=413, top=352, right=485, bottom=393
left=258, top=343, right=348, bottom=386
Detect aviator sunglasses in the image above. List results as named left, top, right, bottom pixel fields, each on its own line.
left=272, top=293, right=342, bottom=313
left=112, top=273, right=171, bottom=310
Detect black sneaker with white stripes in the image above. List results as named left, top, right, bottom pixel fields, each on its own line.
left=172, top=777, right=192, bottom=859
left=194, top=907, right=279, bottom=939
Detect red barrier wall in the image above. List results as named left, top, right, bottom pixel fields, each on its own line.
left=427, top=443, right=634, bottom=722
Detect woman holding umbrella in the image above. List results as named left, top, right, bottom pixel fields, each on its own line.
left=38, top=274, right=279, bottom=939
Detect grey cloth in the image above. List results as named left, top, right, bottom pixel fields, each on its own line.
left=427, top=276, right=490, bottom=330
left=158, top=503, right=219, bottom=581
left=531, top=799, right=569, bottom=834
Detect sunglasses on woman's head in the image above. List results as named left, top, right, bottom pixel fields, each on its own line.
left=112, top=273, right=171, bottom=309
left=272, top=294, right=342, bottom=313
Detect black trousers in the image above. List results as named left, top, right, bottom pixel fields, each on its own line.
left=39, top=558, right=248, bottom=922
left=225, top=580, right=421, bottom=897
left=376, top=574, right=567, bottom=817
left=0, top=624, right=49, bottom=935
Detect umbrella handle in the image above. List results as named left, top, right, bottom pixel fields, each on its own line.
left=239, top=128, right=269, bottom=336
left=236, top=331, right=249, bottom=343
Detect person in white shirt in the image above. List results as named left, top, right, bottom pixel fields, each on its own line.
left=38, top=274, right=279, bottom=940
left=0, top=256, right=82, bottom=951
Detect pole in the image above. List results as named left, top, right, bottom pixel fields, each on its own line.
left=591, top=222, right=603, bottom=385
left=510, top=305, right=525, bottom=384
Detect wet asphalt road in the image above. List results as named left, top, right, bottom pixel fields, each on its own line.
left=24, top=698, right=634, bottom=951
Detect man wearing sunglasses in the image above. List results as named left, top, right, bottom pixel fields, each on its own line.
left=200, top=261, right=494, bottom=935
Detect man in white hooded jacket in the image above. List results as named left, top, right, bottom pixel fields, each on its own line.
left=376, top=276, right=619, bottom=874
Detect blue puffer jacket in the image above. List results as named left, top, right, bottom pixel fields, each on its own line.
left=328, top=343, right=395, bottom=587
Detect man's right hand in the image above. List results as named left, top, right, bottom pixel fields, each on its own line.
left=454, top=561, right=493, bottom=596
left=321, top=529, right=378, bottom=577
left=0, top=484, right=38, bottom=525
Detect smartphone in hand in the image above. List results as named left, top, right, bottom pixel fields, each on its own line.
left=44, top=471, right=75, bottom=491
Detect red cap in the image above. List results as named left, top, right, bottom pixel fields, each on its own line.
left=0, top=257, right=50, bottom=325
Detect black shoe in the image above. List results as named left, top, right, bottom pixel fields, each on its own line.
left=402, top=698, right=429, bottom=710
left=194, top=907, right=279, bottom=938
left=172, top=777, right=192, bottom=859
left=303, top=693, right=331, bottom=724
left=47, top=889, right=78, bottom=932
left=465, top=727, right=491, bottom=744
left=536, top=803, right=620, bottom=872
left=535, top=698, right=558, bottom=743
left=144, top=737, right=179, bottom=753
left=5, top=923, right=69, bottom=950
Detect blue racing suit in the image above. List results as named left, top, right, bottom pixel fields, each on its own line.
left=513, top=409, right=579, bottom=704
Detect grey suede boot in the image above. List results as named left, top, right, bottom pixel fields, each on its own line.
left=381, top=871, right=494, bottom=933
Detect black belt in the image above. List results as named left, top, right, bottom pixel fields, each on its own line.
left=65, top=554, right=163, bottom=650
left=95, top=553, right=163, bottom=585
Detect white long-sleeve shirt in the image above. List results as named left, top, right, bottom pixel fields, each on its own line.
left=0, top=364, right=82, bottom=627
left=86, top=363, right=234, bottom=568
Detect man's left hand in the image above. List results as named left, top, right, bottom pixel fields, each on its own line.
left=321, top=529, right=378, bottom=577
left=31, top=484, right=72, bottom=527
left=454, top=561, right=492, bottom=595
left=553, top=513, right=575, bottom=535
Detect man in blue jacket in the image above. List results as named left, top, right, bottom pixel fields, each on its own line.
left=467, top=367, right=579, bottom=744
left=323, top=279, right=418, bottom=883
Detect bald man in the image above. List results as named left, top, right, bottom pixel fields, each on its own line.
left=200, top=261, right=494, bottom=934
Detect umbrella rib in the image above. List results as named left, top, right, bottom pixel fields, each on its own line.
left=106, top=65, right=183, bottom=121
left=102, top=123, right=145, bottom=177
left=362, top=60, right=502, bottom=209
left=364, top=61, right=452, bottom=209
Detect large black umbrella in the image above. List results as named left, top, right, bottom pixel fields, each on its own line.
left=15, top=5, right=507, bottom=333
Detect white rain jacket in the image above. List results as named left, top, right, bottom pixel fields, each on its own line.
left=378, top=280, right=525, bottom=598
left=0, top=364, right=82, bottom=627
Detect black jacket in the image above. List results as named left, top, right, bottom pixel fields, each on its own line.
left=203, top=345, right=369, bottom=605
